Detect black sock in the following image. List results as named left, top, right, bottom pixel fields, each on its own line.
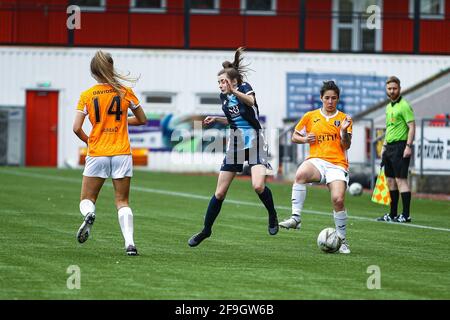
left=257, top=187, right=277, bottom=219
left=389, top=190, right=399, bottom=218
left=401, top=192, right=411, bottom=217
left=202, top=195, right=223, bottom=235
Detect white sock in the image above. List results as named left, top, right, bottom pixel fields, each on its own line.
left=292, top=183, right=306, bottom=222
left=334, top=210, right=347, bottom=240
left=79, top=199, right=95, bottom=218
left=118, top=207, right=135, bottom=248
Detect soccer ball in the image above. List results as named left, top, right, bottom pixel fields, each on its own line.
left=348, top=182, right=363, bottom=196
left=317, top=227, right=342, bottom=253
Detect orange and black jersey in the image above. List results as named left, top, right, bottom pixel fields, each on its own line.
left=295, top=108, right=352, bottom=170
left=76, top=84, right=140, bottom=157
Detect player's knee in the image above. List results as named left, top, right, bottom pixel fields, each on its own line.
left=387, top=178, right=397, bottom=189
left=295, top=174, right=308, bottom=184
left=253, top=183, right=265, bottom=194
left=332, top=196, right=345, bottom=210
left=215, top=191, right=227, bottom=201
left=396, top=178, right=410, bottom=192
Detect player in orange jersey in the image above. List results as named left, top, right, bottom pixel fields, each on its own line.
left=72, top=50, right=147, bottom=256
left=279, top=81, right=353, bottom=254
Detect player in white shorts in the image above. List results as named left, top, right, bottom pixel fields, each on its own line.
left=83, top=155, right=133, bottom=179
left=307, top=158, right=349, bottom=185
left=279, top=81, right=353, bottom=254
left=73, top=50, right=147, bottom=256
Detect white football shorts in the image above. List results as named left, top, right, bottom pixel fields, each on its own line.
left=83, top=155, right=133, bottom=179
left=307, top=158, right=349, bottom=185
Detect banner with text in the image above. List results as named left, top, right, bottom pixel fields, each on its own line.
left=287, top=72, right=387, bottom=119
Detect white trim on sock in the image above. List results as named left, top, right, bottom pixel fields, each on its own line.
left=80, top=199, right=95, bottom=217
left=118, top=206, right=135, bottom=248
left=292, top=183, right=306, bottom=221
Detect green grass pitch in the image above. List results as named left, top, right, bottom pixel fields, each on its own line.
left=0, top=167, right=449, bottom=300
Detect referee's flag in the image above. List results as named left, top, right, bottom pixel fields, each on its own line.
left=371, top=169, right=391, bottom=206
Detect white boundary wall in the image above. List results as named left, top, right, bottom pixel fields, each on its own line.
left=0, top=46, right=449, bottom=171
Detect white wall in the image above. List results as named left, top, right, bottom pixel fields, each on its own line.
left=0, top=46, right=449, bottom=170
left=347, top=123, right=368, bottom=163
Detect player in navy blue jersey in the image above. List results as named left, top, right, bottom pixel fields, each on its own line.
left=188, top=47, right=279, bottom=247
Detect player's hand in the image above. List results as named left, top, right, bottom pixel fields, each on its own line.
left=225, top=79, right=236, bottom=94
left=341, top=116, right=352, bottom=131
left=403, top=145, right=412, bottom=158
left=203, top=116, right=216, bottom=126
left=305, top=133, right=316, bottom=144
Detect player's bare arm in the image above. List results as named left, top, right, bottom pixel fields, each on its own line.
left=292, top=131, right=315, bottom=144
left=340, top=116, right=352, bottom=150
left=203, top=116, right=229, bottom=126
left=73, top=111, right=88, bottom=144
left=128, top=106, right=147, bottom=126
left=403, top=120, right=415, bottom=158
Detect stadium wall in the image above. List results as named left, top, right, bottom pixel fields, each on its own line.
left=1, top=0, right=449, bottom=54
left=0, top=46, right=449, bottom=171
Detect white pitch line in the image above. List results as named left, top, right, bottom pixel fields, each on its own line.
left=1, top=169, right=449, bottom=233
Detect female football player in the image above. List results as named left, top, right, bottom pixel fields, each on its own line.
left=278, top=81, right=353, bottom=254
left=188, top=47, right=279, bottom=247
left=73, top=50, right=147, bottom=255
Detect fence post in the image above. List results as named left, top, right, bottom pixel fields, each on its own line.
left=420, top=118, right=424, bottom=177
left=184, top=0, right=190, bottom=49
left=369, top=119, right=375, bottom=190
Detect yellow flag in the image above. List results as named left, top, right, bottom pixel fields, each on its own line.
left=371, top=169, right=391, bottom=206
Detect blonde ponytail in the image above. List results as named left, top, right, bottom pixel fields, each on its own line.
left=90, top=50, right=138, bottom=97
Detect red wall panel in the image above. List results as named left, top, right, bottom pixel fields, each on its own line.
left=74, top=0, right=184, bottom=47
left=278, top=0, right=300, bottom=12
left=18, top=8, right=64, bottom=43
left=74, top=12, right=129, bottom=46
left=190, top=0, right=299, bottom=50
left=1, top=0, right=447, bottom=54
left=382, top=0, right=413, bottom=53
left=167, top=0, right=184, bottom=12
left=190, top=15, right=244, bottom=48
left=1, top=0, right=66, bottom=44
left=0, top=0, right=16, bottom=43
left=305, top=0, right=332, bottom=51
left=106, top=0, right=130, bottom=10
left=221, top=0, right=240, bottom=12
left=420, top=0, right=450, bottom=54
left=0, top=10, right=14, bottom=43
left=16, top=10, right=47, bottom=44
left=420, top=20, right=450, bottom=53
left=245, top=16, right=299, bottom=49
left=383, top=0, right=449, bottom=54
left=382, top=19, right=414, bottom=53
left=129, top=14, right=184, bottom=47
left=73, top=12, right=129, bottom=46
left=46, top=12, right=67, bottom=44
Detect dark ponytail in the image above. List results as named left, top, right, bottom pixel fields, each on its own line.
left=218, top=47, right=250, bottom=85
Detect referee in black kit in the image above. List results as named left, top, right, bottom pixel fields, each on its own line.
left=377, top=76, right=415, bottom=223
